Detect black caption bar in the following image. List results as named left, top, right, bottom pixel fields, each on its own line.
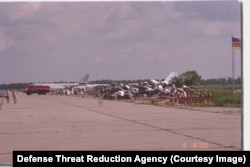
left=13, top=151, right=249, bottom=167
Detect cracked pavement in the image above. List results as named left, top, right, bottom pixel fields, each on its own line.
left=0, top=93, right=242, bottom=164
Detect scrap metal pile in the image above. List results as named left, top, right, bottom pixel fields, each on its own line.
left=94, top=82, right=213, bottom=105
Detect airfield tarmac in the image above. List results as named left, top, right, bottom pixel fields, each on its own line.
left=0, top=92, right=242, bottom=164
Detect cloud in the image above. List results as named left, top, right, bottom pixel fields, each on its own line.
left=0, top=1, right=241, bottom=83
left=186, top=19, right=227, bottom=37
left=0, top=34, right=12, bottom=51
left=9, top=3, right=42, bottom=21
left=173, top=1, right=240, bottom=22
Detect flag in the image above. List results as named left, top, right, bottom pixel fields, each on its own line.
left=232, top=36, right=241, bottom=48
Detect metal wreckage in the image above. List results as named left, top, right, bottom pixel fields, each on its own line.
left=94, top=81, right=214, bottom=105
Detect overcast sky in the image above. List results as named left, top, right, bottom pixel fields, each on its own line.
left=0, top=0, right=241, bottom=84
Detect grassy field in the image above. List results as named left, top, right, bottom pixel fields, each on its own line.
left=198, top=85, right=242, bottom=107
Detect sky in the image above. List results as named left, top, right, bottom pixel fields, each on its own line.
left=0, top=0, right=242, bottom=84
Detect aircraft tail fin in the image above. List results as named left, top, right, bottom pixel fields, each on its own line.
left=164, top=72, right=178, bottom=85
left=79, top=74, right=89, bottom=84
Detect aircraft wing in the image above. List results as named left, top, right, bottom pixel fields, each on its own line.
left=150, top=79, right=160, bottom=84
left=86, top=84, right=109, bottom=91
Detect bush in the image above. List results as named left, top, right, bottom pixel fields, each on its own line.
left=213, top=90, right=241, bottom=107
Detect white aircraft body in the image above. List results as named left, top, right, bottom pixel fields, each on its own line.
left=34, top=74, right=89, bottom=88
left=33, top=74, right=109, bottom=94
left=150, top=72, right=178, bottom=85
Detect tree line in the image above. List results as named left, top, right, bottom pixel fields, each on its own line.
left=0, top=76, right=241, bottom=91
left=201, top=77, right=241, bottom=85
left=89, top=70, right=242, bottom=87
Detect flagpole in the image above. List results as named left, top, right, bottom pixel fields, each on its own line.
left=233, top=46, right=235, bottom=90
left=231, top=35, right=234, bottom=90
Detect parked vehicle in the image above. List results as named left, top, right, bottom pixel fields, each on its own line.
left=25, top=83, right=50, bottom=95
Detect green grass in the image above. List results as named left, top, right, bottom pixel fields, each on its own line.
left=213, top=90, right=241, bottom=107
left=198, top=85, right=242, bottom=107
